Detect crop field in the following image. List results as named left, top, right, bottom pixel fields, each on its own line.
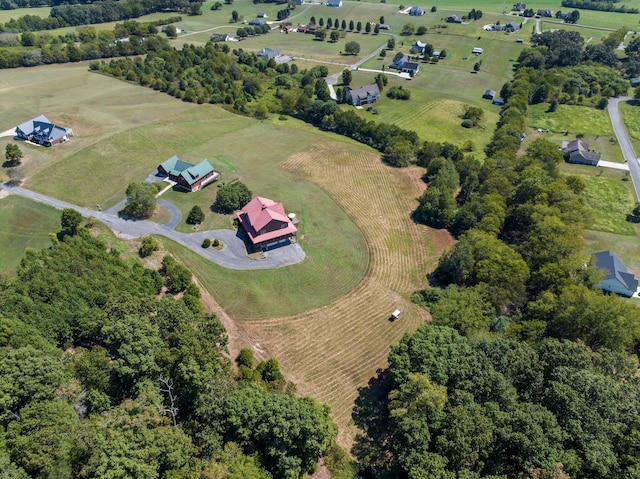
left=166, top=141, right=454, bottom=446
left=0, top=195, right=61, bottom=271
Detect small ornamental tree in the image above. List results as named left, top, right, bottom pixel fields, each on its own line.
left=349, top=20, right=355, bottom=30
left=5, top=143, right=23, bottom=166
left=330, top=30, right=340, bottom=42
left=187, top=205, right=205, bottom=224
left=139, top=236, right=159, bottom=257
left=342, top=69, right=352, bottom=86
left=202, top=238, right=211, bottom=248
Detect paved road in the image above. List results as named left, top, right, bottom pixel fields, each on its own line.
left=608, top=97, right=640, bottom=201
left=3, top=184, right=305, bottom=270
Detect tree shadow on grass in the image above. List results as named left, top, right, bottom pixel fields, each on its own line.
left=351, top=369, right=395, bottom=476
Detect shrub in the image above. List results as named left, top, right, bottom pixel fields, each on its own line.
left=202, top=238, right=211, bottom=248
left=187, top=205, right=205, bottom=224
left=213, top=180, right=252, bottom=213
left=461, top=119, right=474, bottom=128
left=212, top=239, right=220, bottom=247
left=387, top=86, right=411, bottom=100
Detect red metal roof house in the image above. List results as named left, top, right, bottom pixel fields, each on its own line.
left=237, top=196, right=297, bottom=251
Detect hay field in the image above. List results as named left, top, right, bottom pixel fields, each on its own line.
left=168, top=140, right=454, bottom=447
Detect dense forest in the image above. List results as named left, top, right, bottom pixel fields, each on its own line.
left=0, top=225, right=336, bottom=478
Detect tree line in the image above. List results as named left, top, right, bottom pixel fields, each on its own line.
left=0, top=218, right=337, bottom=478
left=561, top=0, right=639, bottom=13
left=0, top=0, right=197, bottom=32
left=0, top=20, right=170, bottom=68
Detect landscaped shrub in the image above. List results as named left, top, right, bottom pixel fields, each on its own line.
left=386, top=86, right=411, bottom=100
left=461, top=119, right=474, bottom=128
left=212, top=239, right=220, bottom=247
left=139, top=236, right=159, bottom=257
left=202, top=238, right=211, bottom=248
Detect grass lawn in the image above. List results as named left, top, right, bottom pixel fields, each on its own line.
left=584, top=229, right=640, bottom=279
left=0, top=195, right=61, bottom=272
left=619, top=100, right=640, bottom=154
left=560, top=162, right=636, bottom=234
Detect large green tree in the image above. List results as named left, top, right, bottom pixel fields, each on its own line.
left=123, top=182, right=157, bottom=219
left=213, top=181, right=252, bottom=213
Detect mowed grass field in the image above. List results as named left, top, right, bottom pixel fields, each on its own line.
left=0, top=195, right=61, bottom=271
left=166, top=141, right=454, bottom=447
left=619, top=100, right=640, bottom=154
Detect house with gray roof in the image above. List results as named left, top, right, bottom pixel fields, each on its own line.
left=327, top=0, right=343, bottom=6
left=158, top=156, right=219, bottom=191
left=410, top=40, right=427, bottom=54
left=15, top=114, right=72, bottom=147
left=593, top=250, right=639, bottom=297
left=483, top=89, right=496, bottom=99
left=561, top=139, right=600, bottom=166
left=446, top=14, right=462, bottom=23
left=248, top=18, right=267, bottom=26
left=409, top=6, right=425, bottom=15
left=350, top=84, right=381, bottom=106
left=257, top=47, right=280, bottom=60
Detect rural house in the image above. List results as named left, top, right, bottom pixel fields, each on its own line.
left=472, top=47, right=483, bottom=54
left=504, top=21, right=520, bottom=32
left=327, top=0, right=343, bottom=6
left=409, top=6, right=425, bottom=15
left=248, top=18, right=267, bottom=26
left=592, top=250, right=639, bottom=297
left=561, top=139, right=600, bottom=166
left=446, top=14, right=462, bottom=23
left=15, top=114, right=72, bottom=147
left=210, top=33, right=233, bottom=42
left=410, top=40, right=427, bottom=54
left=350, top=84, right=381, bottom=106
left=482, top=89, right=496, bottom=99
left=257, top=12, right=268, bottom=18
left=512, top=2, right=526, bottom=12
left=157, top=156, right=219, bottom=191
left=379, top=23, right=391, bottom=30
left=237, top=196, right=298, bottom=251
left=537, top=9, right=553, bottom=16
left=631, top=77, right=640, bottom=88
left=258, top=47, right=280, bottom=60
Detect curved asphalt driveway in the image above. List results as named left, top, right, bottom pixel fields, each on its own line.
left=3, top=185, right=305, bottom=270
left=608, top=96, right=640, bottom=201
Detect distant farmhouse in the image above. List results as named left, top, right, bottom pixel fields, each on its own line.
left=237, top=196, right=298, bottom=251
left=327, top=0, right=343, bottom=6
left=410, top=40, right=427, bottom=55
left=472, top=47, right=483, bottom=54
left=592, top=250, right=639, bottom=297
left=258, top=47, right=280, bottom=60
left=248, top=18, right=267, bottom=26
left=350, top=84, right=381, bottom=106
left=409, top=6, right=425, bottom=15
left=379, top=23, right=391, bottom=30
left=157, top=156, right=219, bottom=192
left=390, top=53, right=419, bottom=76
left=297, top=24, right=320, bottom=34
left=446, top=14, right=462, bottom=23
left=15, top=114, right=72, bottom=147
left=210, top=32, right=233, bottom=42
left=512, top=2, right=526, bottom=12
left=537, top=9, right=553, bottom=17
left=257, top=12, right=268, bottom=18
left=561, top=139, right=601, bottom=166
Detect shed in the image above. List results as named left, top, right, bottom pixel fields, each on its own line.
left=472, top=47, right=483, bottom=54
left=391, top=309, right=401, bottom=319
left=492, top=97, right=505, bottom=106
left=257, top=12, right=268, bottom=18
left=248, top=18, right=267, bottom=26
left=483, top=89, right=496, bottom=99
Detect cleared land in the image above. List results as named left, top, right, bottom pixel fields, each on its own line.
left=167, top=141, right=454, bottom=447
left=0, top=195, right=61, bottom=271
left=619, top=100, right=640, bottom=154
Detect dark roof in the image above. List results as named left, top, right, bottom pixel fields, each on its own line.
left=403, top=61, right=419, bottom=70
left=492, top=97, right=505, bottom=105
left=258, top=47, right=280, bottom=59
left=562, top=139, right=588, bottom=154
left=409, top=6, right=424, bottom=15
left=350, top=83, right=381, bottom=102
left=593, top=251, right=639, bottom=294
left=483, top=89, right=496, bottom=98
left=16, top=114, right=70, bottom=144
left=248, top=18, right=266, bottom=25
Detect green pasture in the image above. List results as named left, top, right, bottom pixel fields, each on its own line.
left=0, top=195, right=60, bottom=272
left=585, top=229, right=640, bottom=278
left=346, top=69, right=500, bottom=152
left=0, top=61, right=369, bottom=318
left=0, top=6, right=50, bottom=24
left=581, top=173, right=636, bottom=235
left=619, top=100, right=640, bottom=154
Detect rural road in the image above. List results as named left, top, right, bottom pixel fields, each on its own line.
left=608, top=96, right=640, bottom=201
left=2, top=184, right=305, bottom=270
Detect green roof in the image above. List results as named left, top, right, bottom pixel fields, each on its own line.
left=181, top=159, right=215, bottom=186
left=160, top=156, right=194, bottom=177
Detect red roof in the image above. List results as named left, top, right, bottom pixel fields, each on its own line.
left=237, top=196, right=297, bottom=245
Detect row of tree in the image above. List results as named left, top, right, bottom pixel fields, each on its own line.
left=0, top=0, right=195, bottom=32
left=561, top=0, right=639, bottom=13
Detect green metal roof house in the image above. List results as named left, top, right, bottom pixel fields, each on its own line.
left=158, top=156, right=219, bottom=191
left=593, top=250, right=639, bottom=297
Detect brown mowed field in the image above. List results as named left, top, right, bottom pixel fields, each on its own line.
left=231, top=141, right=454, bottom=448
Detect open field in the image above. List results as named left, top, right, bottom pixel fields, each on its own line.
left=580, top=172, right=636, bottom=235
left=0, top=195, right=61, bottom=271
left=619, top=100, right=640, bottom=154
left=166, top=141, right=454, bottom=447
